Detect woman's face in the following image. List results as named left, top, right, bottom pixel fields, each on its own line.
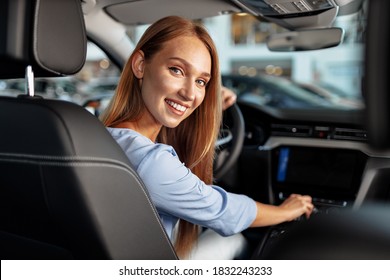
left=134, top=35, right=212, bottom=129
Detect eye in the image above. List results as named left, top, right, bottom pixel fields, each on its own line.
left=196, top=79, right=208, bottom=87
left=169, top=67, right=183, bottom=76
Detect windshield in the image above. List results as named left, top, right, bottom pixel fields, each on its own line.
left=0, top=5, right=366, bottom=112
left=205, top=11, right=366, bottom=110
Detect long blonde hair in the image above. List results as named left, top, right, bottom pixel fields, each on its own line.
left=100, top=16, right=222, bottom=258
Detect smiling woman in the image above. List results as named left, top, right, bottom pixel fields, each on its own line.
left=100, top=15, right=314, bottom=259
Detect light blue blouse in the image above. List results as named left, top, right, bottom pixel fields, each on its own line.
left=107, top=127, right=257, bottom=239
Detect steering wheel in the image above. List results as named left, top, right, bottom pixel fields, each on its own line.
left=213, top=103, right=245, bottom=180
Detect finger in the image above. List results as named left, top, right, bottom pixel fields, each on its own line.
left=229, top=93, right=237, bottom=102
left=301, top=195, right=312, bottom=202
left=225, top=96, right=235, bottom=106
left=305, top=203, right=315, bottom=218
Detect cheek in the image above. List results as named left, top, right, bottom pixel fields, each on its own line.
left=194, top=91, right=206, bottom=108
left=148, top=70, right=181, bottom=94
left=142, top=72, right=170, bottom=102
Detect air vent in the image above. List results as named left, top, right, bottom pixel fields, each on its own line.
left=333, top=127, right=368, bottom=141
left=271, top=124, right=312, bottom=137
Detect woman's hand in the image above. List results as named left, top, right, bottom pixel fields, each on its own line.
left=222, top=86, right=237, bottom=111
left=250, top=194, right=315, bottom=228
left=279, top=194, right=314, bottom=221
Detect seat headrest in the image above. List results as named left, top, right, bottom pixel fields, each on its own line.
left=0, top=0, right=87, bottom=78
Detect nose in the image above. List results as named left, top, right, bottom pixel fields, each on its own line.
left=178, top=80, right=196, bottom=101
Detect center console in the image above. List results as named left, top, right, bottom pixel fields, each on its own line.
left=271, top=146, right=367, bottom=210
left=251, top=145, right=368, bottom=259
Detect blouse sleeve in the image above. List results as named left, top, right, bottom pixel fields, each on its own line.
left=135, top=143, right=257, bottom=237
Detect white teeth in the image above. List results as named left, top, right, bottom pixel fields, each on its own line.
left=165, top=99, right=187, bottom=112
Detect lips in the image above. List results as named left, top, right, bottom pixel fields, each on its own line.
left=165, top=99, right=188, bottom=113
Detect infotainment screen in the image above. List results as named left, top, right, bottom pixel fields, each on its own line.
left=272, top=146, right=367, bottom=201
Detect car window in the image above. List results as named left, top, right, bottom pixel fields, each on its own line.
left=227, top=12, right=364, bottom=110
left=0, top=42, right=120, bottom=115
left=0, top=10, right=365, bottom=112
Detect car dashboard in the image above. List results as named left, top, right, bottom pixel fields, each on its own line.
left=225, top=101, right=390, bottom=257
left=234, top=100, right=390, bottom=207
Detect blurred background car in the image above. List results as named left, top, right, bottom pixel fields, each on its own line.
left=79, top=77, right=119, bottom=115
left=0, top=77, right=81, bottom=102
left=298, top=81, right=364, bottom=109
left=222, top=74, right=335, bottom=109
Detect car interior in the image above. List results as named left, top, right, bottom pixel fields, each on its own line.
left=1, top=0, right=390, bottom=260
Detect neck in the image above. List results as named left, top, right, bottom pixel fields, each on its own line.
left=114, top=120, right=162, bottom=142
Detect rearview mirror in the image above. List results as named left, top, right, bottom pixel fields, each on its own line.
left=266, top=28, right=344, bottom=52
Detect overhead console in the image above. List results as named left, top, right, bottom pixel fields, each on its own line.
left=230, top=0, right=365, bottom=29
left=271, top=146, right=367, bottom=210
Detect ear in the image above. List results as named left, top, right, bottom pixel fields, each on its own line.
left=132, top=50, right=145, bottom=79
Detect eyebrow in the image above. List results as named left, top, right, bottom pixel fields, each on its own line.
left=169, top=57, right=211, bottom=78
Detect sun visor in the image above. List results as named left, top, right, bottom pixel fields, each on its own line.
left=0, top=0, right=87, bottom=78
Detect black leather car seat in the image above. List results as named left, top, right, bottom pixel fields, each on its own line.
left=0, top=0, right=177, bottom=260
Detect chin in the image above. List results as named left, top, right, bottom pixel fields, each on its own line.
left=164, top=123, right=181, bottom=129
